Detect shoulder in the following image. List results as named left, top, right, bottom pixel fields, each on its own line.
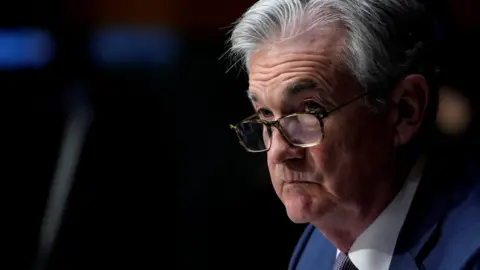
left=444, top=162, right=480, bottom=243
left=289, top=224, right=316, bottom=269
left=289, top=224, right=336, bottom=270
left=428, top=163, right=480, bottom=268
left=397, top=158, right=480, bottom=269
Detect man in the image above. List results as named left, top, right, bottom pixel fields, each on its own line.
left=227, top=0, right=480, bottom=269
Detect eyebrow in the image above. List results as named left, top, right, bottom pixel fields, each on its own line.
left=246, top=78, right=319, bottom=103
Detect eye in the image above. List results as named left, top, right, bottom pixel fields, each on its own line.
left=257, top=108, right=273, bottom=119
left=303, top=100, right=324, bottom=113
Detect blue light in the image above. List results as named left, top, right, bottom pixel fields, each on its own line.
left=91, top=26, right=181, bottom=68
left=0, top=28, right=55, bottom=70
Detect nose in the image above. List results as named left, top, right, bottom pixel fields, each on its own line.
left=268, top=128, right=305, bottom=164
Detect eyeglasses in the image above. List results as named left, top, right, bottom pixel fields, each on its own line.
left=230, top=92, right=368, bottom=153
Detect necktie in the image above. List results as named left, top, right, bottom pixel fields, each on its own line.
left=333, top=252, right=358, bottom=270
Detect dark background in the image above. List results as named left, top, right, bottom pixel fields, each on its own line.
left=2, top=0, right=480, bottom=269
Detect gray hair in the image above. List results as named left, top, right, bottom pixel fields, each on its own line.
left=228, top=0, right=437, bottom=106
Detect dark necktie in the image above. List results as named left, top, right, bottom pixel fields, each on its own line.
left=333, top=252, right=358, bottom=270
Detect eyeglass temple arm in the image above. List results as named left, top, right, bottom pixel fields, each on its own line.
left=324, top=92, right=369, bottom=116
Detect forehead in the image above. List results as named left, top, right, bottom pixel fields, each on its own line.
left=247, top=27, right=348, bottom=104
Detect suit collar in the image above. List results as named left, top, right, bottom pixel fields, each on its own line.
left=348, top=156, right=424, bottom=270
left=390, top=153, right=472, bottom=270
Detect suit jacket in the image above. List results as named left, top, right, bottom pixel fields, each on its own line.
left=289, top=154, right=480, bottom=270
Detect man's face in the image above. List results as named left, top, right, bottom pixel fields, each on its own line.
left=247, top=29, right=397, bottom=223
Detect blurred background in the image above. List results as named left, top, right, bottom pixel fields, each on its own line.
left=2, top=0, right=480, bottom=269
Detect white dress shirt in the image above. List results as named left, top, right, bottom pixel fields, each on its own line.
left=337, top=157, right=425, bottom=270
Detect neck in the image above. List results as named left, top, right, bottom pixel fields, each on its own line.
left=311, top=156, right=416, bottom=253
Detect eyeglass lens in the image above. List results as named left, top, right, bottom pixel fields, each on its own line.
left=236, top=114, right=322, bottom=151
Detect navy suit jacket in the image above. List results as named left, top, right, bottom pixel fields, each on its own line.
left=289, top=155, right=480, bottom=270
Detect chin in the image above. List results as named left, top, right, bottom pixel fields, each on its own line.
left=283, top=194, right=319, bottom=224
left=278, top=182, right=331, bottom=223
left=286, top=209, right=312, bottom=223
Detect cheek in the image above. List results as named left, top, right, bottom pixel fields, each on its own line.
left=305, top=119, right=363, bottom=189
left=307, top=143, right=342, bottom=184
left=308, top=124, right=349, bottom=169
left=314, top=112, right=393, bottom=183
left=266, top=156, right=281, bottom=186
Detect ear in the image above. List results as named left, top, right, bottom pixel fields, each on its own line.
left=389, top=74, right=429, bottom=147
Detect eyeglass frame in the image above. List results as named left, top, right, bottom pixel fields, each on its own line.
left=230, top=92, right=369, bottom=153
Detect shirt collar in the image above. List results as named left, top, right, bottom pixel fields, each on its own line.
left=340, top=156, right=426, bottom=270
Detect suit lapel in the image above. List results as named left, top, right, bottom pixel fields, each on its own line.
left=294, top=226, right=337, bottom=270
left=306, top=229, right=337, bottom=269
left=390, top=154, right=469, bottom=270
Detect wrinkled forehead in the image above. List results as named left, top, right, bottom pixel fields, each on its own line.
left=246, top=27, right=349, bottom=107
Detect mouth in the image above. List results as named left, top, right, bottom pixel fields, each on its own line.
left=283, top=180, right=315, bottom=185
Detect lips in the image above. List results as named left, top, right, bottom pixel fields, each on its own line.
left=284, top=180, right=315, bottom=184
